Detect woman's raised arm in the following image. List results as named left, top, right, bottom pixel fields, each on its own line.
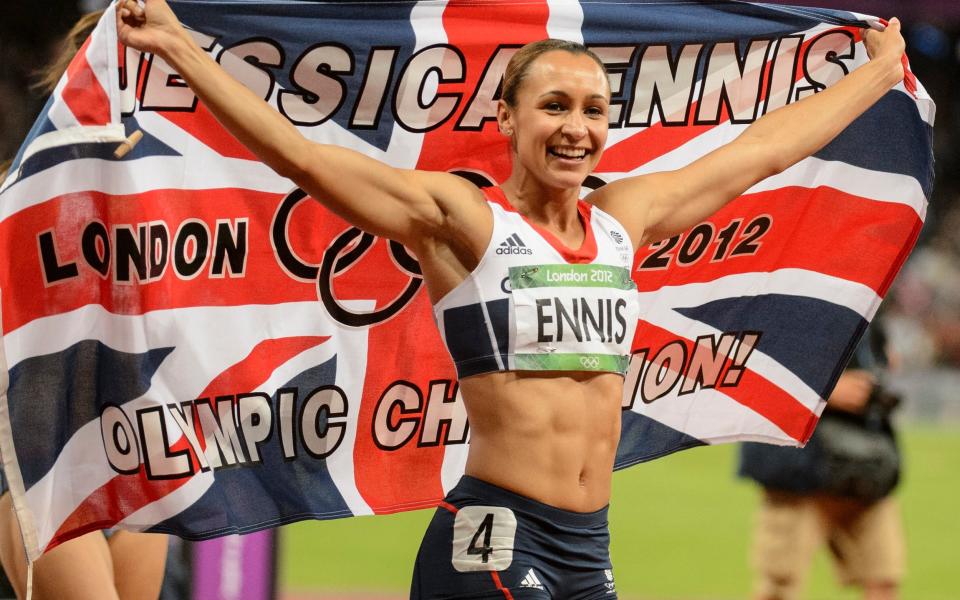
left=590, top=19, right=906, bottom=248
left=116, top=0, right=486, bottom=251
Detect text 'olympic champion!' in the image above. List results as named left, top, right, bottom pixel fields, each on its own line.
left=117, top=2, right=905, bottom=598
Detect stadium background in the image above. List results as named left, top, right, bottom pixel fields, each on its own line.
left=1, top=1, right=957, bottom=598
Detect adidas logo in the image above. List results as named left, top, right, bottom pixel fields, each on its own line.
left=519, top=568, right=545, bottom=590
left=609, top=230, right=624, bottom=245
left=495, top=233, right=533, bottom=255
left=604, top=568, right=616, bottom=594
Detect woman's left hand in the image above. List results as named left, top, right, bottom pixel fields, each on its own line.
left=863, top=18, right=906, bottom=83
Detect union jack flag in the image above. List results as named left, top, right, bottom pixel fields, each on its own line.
left=0, top=1, right=932, bottom=558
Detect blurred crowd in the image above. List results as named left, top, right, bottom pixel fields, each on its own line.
left=889, top=207, right=960, bottom=370
left=882, top=5, right=960, bottom=381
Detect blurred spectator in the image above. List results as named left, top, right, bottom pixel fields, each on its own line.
left=739, top=321, right=905, bottom=600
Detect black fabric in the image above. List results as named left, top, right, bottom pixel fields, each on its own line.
left=443, top=300, right=510, bottom=378
left=813, top=410, right=900, bottom=500
left=739, top=408, right=899, bottom=501
left=738, top=323, right=901, bottom=502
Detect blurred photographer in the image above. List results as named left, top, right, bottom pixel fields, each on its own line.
left=739, top=319, right=905, bottom=600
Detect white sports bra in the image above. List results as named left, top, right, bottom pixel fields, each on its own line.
left=432, top=187, right=639, bottom=378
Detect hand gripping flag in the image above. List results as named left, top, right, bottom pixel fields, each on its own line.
left=0, top=1, right=933, bottom=558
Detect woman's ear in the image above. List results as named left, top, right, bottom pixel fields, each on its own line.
left=496, top=99, right=513, bottom=137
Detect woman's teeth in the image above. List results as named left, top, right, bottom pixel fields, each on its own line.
left=550, top=147, right=586, bottom=159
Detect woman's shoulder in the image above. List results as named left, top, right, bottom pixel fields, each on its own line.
left=414, top=170, right=489, bottom=211
left=584, top=178, right=656, bottom=251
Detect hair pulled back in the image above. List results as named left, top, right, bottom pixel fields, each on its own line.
left=33, top=10, right=105, bottom=94
left=2, top=10, right=105, bottom=183
left=501, top=39, right=608, bottom=107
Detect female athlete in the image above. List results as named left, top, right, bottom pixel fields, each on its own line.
left=116, top=1, right=905, bottom=598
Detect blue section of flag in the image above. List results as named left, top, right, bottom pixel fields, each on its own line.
left=116, top=116, right=182, bottom=160
left=146, top=356, right=353, bottom=538
left=10, top=117, right=180, bottom=187
left=13, top=144, right=120, bottom=186
left=754, top=2, right=861, bottom=24
left=676, top=295, right=867, bottom=398
left=615, top=410, right=706, bottom=469
left=580, top=0, right=864, bottom=45
left=169, top=0, right=417, bottom=151
left=7, top=341, right=173, bottom=489
left=814, top=91, right=935, bottom=198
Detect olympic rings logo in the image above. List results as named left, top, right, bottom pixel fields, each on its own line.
left=579, top=356, right=601, bottom=369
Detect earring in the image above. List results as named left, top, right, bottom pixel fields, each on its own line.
left=503, top=128, right=513, bottom=135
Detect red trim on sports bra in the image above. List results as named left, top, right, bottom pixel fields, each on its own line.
left=482, top=187, right=599, bottom=264
left=438, top=501, right=459, bottom=514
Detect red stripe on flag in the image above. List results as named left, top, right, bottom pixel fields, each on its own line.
left=47, top=335, right=328, bottom=550
left=127, top=45, right=259, bottom=161
left=348, top=291, right=456, bottom=514
left=901, top=55, right=918, bottom=98
left=631, top=187, right=923, bottom=295
left=412, top=0, right=551, bottom=181
left=633, top=322, right=816, bottom=441
left=0, top=187, right=428, bottom=333
left=159, top=103, right=260, bottom=161
left=597, top=119, right=716, bottom=173
left=61, top=37, right=111, bottom=126
left=350, top=0, right=552, bottom=515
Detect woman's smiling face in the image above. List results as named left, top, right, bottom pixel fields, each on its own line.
left=498, top=50, right=611, bottom=192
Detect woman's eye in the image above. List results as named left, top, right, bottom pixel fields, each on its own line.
left=545, top=102, right=564, bottom=112
left=585, top=107, right=604, bottom=117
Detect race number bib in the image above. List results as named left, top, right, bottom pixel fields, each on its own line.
left=451, top=506, right=518, bottom=572
left=509, top=264, right=637, bottom=373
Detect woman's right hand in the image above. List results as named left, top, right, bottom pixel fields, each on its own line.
left=116, top=0, right=190, bottom=57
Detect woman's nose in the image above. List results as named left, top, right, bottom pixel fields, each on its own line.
left=561, top=113, right=587, bottom=138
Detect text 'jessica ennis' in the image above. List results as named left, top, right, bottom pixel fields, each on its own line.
left=124, top=29, right=858, bottom=131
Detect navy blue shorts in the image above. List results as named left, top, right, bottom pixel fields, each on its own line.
left=410, top=476, right=617, bottom=599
